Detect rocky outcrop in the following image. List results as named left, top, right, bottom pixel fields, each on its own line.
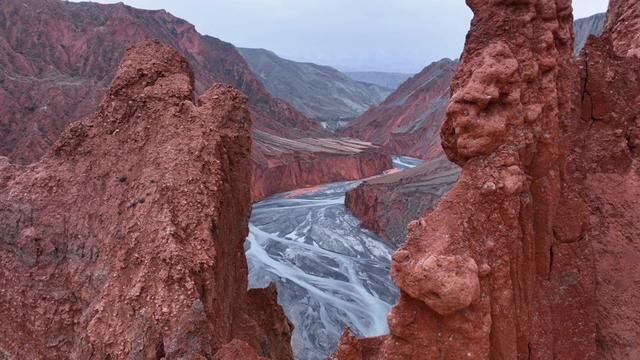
left=342, top=15, right=602, bottom=163
left=0, top=0, right=390, bottom=200
left=578, top=1, right=640, bottom=356
left=252, top=130, right=392, bottom=200
left=238, top=48, right=392, bottom=130
left=573, top=13, right=605, bottom=55
left=342, top=13, right=606, bottom=249
left=336, top=0, right=591, bottom=358
left=605, top=0, right=640, bottom=58
left=335, top=0, right=640, bottom=359
left=341, top=59, right=458, bottom=160
left=0, top=41, right=292, bottom=359
left=345, top=156, right=459, bottom=247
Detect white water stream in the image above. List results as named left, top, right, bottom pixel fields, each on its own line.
left=245, top=156, right=420, bottom=360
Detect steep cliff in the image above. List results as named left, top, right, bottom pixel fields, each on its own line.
left=252, top=130, right=392, bottom=200
left=605, top=0, right=640, bottom=58
left=238, top=48, right=391, bottom=129
left=341, top=59, right=458, bottom=160
left=342, top=12, right=608, bottom=251
left=345, top=156, right=459, bottom=247
left=0, top=0, right=390, bottom=200
left=0, top=41, right=292, bottom=359
left=335, top=0, right=640, bottom=359
left=578, top=0, right=640, bottom=357
left=336, top=0, right=592, bottom=358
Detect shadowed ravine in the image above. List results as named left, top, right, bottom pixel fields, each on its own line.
left=245, top=156, right=420, bottom=360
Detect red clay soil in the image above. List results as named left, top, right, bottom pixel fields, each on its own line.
left=0, top=41, right=292, bottom=359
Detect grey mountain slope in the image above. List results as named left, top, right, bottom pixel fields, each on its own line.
left=574, top=13, right=606, bottom=55
left=343, top=71, right=412, bottom=90
left=238, top=48, right=392, bottom=130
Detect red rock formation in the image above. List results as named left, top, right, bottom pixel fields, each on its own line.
left=604, top=0, right=640, bottom=58
left=345, top=156, right=459, bottom=247
left=577, top=1, right=640, bottom=357
left=252, top=130, right=392, bottom=200
left=340, top=59, right=458, bottom=160
left=0, top=41, right=292, bottom=359
left=0, top=0, right=390, bottom=200
left=335, top=0, right=595, bottom=358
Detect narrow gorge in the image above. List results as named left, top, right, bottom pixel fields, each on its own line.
left=1, top=0, right=638, bottom=359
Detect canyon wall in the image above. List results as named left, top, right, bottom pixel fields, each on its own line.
left=336, top=0, right=640, bottom=359
left=345, top=156, right=459, bottom=247
left=579, top=0, right=640, bottom=357
left=341, top=59, right=458, bottom=160
left=252, top=130, right=392, bottom=200
left=336, top=0, right=594, bottom=358
left=0, top=0, right=390, bottom=201
left=0, top=41, right=292, bottom=359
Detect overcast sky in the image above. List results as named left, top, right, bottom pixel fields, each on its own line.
left=87, top=0, right=609, bottom=73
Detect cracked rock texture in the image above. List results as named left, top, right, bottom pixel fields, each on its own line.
left=333, top=0, right=640, bottom=358
left=335, top=0, right=640, bottom=358
left=0, top=41, right=293, bottom=360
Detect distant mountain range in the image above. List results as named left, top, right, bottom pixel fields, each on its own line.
left=343, top=71, right=412, bottom=90
left=239, top=48, right=393, bottom=130
left=574, top=13, right=606, bottom=55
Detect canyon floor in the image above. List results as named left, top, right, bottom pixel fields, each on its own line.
left=246, top=156, right=419, bottom=360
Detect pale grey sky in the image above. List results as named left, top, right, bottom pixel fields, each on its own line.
left=85, top=0, right=609, bottom=73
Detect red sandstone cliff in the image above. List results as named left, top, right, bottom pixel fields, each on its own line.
left=578, top=0, right=640, bottom=356
left=343, top=14, right=604, bottom=249
left=335, top=0, right=640, bottom=359
left=0, top=0, right=390, bottom=200
left=252, top=130, right=392, bottom=200
left=0, top=41, right=292, bottom=359
left=340, top=59, right=458, bottom=160
left=336, top=0, right=593, bottom=358
left=345, top=156, right=459, bottom=247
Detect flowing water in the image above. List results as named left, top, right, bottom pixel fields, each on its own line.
left=245, top=156, right=420, bottom=360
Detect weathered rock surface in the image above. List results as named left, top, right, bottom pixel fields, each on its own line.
left=573, top=13, right=605, bottom=55
left=336, top=0, right=594, bottom=358
left=0, top=0, right=391, bottom=200
left=605, top=0, right=640, bottom=58
left=345, top=156, right=459, bottom=246
left=341, top=59, right=458, bottom=160
left=335, top=0, right=640, bottom=359
left=0, top=41, right=292, bottom=359
left=578, top=1, right=640, bottom=356
left=342, top=14, right=603, bottom=249
left=252, top=130, right=392, bottom=201
left=238, top=48, right=392, bottom=130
